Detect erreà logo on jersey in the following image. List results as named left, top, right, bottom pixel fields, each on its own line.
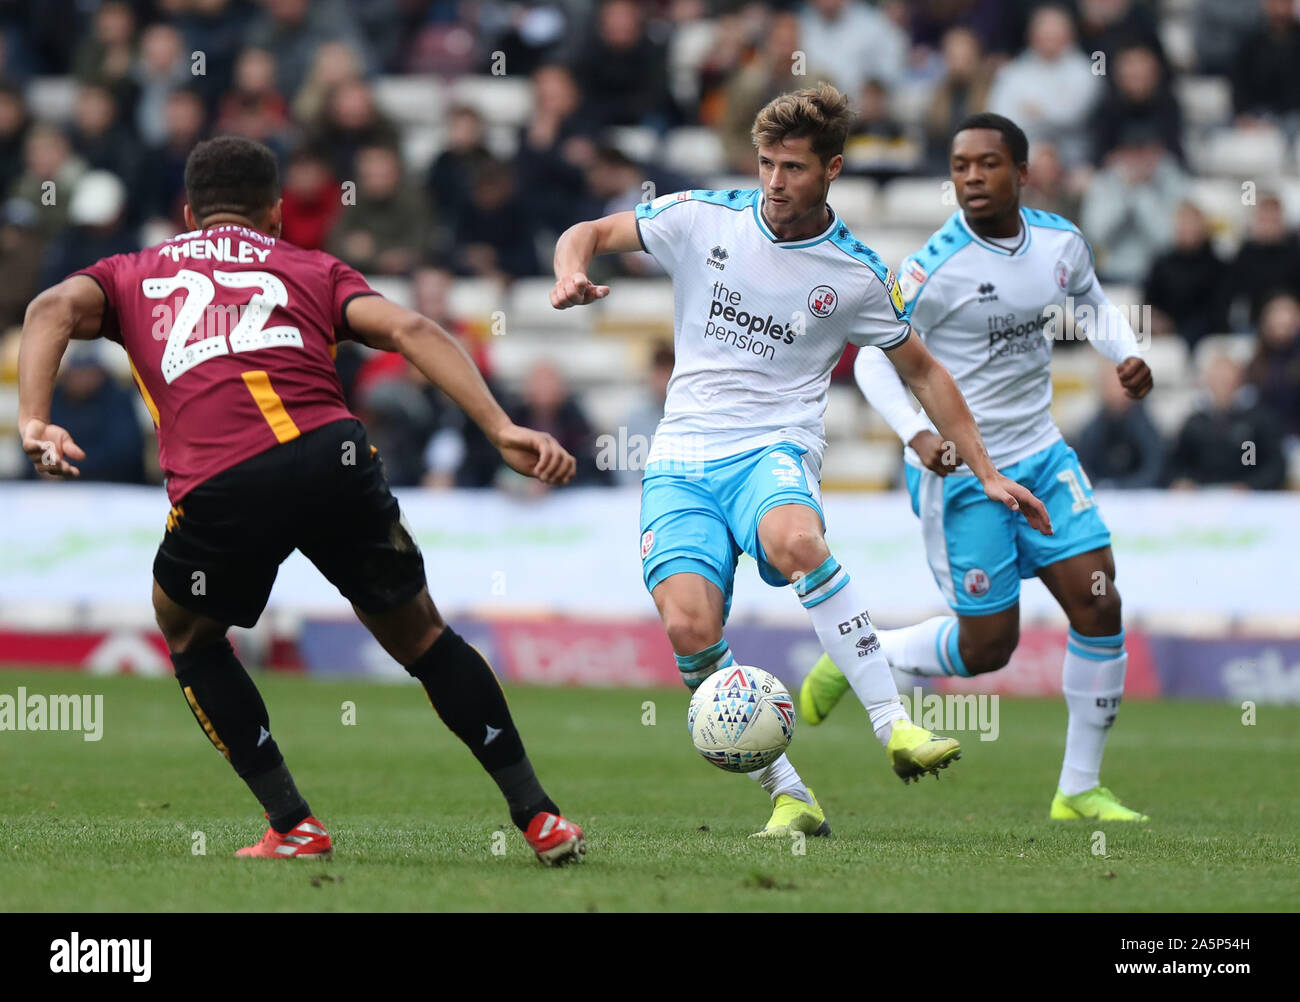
left=808, top=285, right=837, bottom=318
left=706, top=245, right=728, bottom=271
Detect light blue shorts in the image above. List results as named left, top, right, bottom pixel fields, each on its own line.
left=904, top=439, right=1111, bottom=616
left=639, top=443, right=824, bottom=623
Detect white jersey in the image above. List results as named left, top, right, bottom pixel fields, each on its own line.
left=864, top=207, right=1141, bottom=472
left=634, top=188, right=909, bottom=475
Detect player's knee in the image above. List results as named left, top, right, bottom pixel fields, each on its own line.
left=961, top=632, right=1019, bottom=675
left=768, top=530, right=829, bottom=580
left=1071, top=586, right=1122, bottom=637
left=662, top=605, right=720, bottom=654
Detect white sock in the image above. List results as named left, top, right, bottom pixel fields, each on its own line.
left=795, top=556, right=909, bottom=745
left=879, top=616, right=967, bottom=676
left=1059, top=629, right=1127, bottom=795
left=745, top=752, right=811, bottom=802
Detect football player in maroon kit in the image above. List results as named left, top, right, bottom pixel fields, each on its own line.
left=17, top=136, right=586, bottom=865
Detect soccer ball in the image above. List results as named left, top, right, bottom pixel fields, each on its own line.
left=688, top=665, right=796, bottom=773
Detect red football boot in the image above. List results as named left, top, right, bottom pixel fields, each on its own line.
left=523, top=812, right=586, bottom=867
left=236, top=816, right=333, bottom=859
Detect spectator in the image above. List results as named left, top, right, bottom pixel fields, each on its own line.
left=720, top=12, right=831, bottom=172
left=1076, top=0, right=1167, bottom=69
left=427, top=105, right=494, bottom=237
left=923, top=27, right=993, bottom=174
left=138, top=88, right=208, bottom=229
left=39, top=170, right=138, bottom=290
left=244, top=0, right=370, bottom=100
left=618, top=342, right=674, bottom=486
left=797, top=0, right=908, bottom=98
left=1166, top=354, right=1287, bottom=490
left=508, top=361, right=611, bottom=487
left=843, top=79, right=919, bottom=180
left=449, top=159, right=540, bottom=279
left=1226, top=194, right=1300, bottom=327
left=213, top=48, right=291, bottom=154
left=514, top=63, right=598, bottom=235
left=45, top=348, right=145, bottom=484
left=0, top=82, right=32, bottom=199
left=1022, top=142, right=1082, bottom=222
left=291, top=40, right=365, bottom=126
left=305, top=78, right=400, bottom=181
left=988, top=5, right=1102, bottom=167
left=1080, top=124, right=1185, bottom=283
left=569, top=0, right=676, bottom=131
left=1195, top=0, right=1264, bottom=76
left=280, top=146, right=339, bottom=251
left=692, top=4, right=767, bottom=128
left=1232, top=0, right=1300, bottom=123
left=1090, top=43, right=1184, bottom=166
left=8, top=124, right=87, bottom=240
left=66, top=84, right=143, bottom=213
left=480, top=1, right=569, bottom=77
left=71, top=1, right=138, bottom=112
left=1246, top=291, right=1300, bottom=438
left=327, top=144, right=430, bottom=275
left=173, top=0, right=253, bottom=106
left=133, top=24, right=191, bottom=148
left=1143, top=201, right=1228, bottom=349
left=1071, top=358, right=1165, bottom=488
left=0, top=198, right=44, bottom=332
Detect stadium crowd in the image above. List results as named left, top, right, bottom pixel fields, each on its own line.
left=0, top=0, right=1297, bottom=490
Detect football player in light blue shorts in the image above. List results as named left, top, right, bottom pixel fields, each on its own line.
left=802, top=113, right=1154, bottom=823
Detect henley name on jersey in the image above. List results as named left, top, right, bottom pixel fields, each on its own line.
left=635, top=188, right=908, bottom=471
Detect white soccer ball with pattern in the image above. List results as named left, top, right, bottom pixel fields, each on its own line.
left=688, top=665, right=796, bottom=773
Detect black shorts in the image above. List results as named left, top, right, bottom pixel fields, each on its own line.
left=154, top=418, right=426, bottom=628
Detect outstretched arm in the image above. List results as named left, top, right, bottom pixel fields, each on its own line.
left=17, top=275, right=107, bottom=478
left=551, top=210, right=642, bottom=309
left=885, top=332, right=1053, bottom=535
left=344, top=295, right=576, bottom=485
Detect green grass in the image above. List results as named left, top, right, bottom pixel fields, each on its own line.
left=1, top=669, right=1297, bottom=912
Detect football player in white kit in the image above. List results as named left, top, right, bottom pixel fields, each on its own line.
left=551, top=87, right=1051, bottom=838
left=801, top=114, right=1154, bottom=822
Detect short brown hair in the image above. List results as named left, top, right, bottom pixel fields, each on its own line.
left=751, top=82, right=853, bottom=164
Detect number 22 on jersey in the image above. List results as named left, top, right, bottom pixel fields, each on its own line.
left=144, top=268, right=303, bottom=384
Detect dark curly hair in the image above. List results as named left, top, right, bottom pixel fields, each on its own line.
left=183, top=135, right=280, bottom=224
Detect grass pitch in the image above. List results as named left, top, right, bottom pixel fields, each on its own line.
left=0, top=669, right=1297, bottom=912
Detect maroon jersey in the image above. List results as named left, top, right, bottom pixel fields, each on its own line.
left=75, top=225, right=377, bottom=502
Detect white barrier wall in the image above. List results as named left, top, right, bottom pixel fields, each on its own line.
left=1, top=484, right=1297, bottom=631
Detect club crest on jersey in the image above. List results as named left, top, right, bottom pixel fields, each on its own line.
left=1054, top=259, right=1070, bottom=290
left=808, top=285, right=838, bottom=318
left=898, top=259, right=926, bottom=302
left=963, top=568, right=991, bottom=597
left=640, top=529, right=654, bottom=560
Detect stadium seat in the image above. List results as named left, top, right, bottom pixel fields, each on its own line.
left=508, top=277, right=592, bottom=333
left=1051, top=387, right=1097, bottom=438
left=1186, top=177, right=1250, bottom=238
left=490, top=337, right=633, bottom=387
left=1194, top=127, right=1287, bottom=180
left=663, top=127, right=726, bottom=178
left=363, top=276, right=414, bottom=309
left=448, top=75, right=533, bottom=127
left=827, top=177, right=876, bottom=230
left=400, top=124, right=445, bottom=174
left=879, top=177, right=955, bottom=229
left=25, top=76, right=77, bottom=123
left=1174, top=76, right=1232, bottom=128
left=596, top=279, right=674, bottom=332
left=448, top=277, right=507, bottom=325
left=859, top=227, right=933, bottom=270
left=824, top=384, right=865, bottom=441
left=579, top=382, right=644, bottom=435
left=1143, top=335, right=1191, bottom=387
left=1145, top=384, right=1199, bottom=437
left=606, top=126, right=658, bottom=165
left=819, top=440, right=901, bottom=490
left=1193, top=332, right=1257, bottom=371
left=1159, top=16, right=1199, bottom=73
left=372, top=76, right=446, bottom=126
